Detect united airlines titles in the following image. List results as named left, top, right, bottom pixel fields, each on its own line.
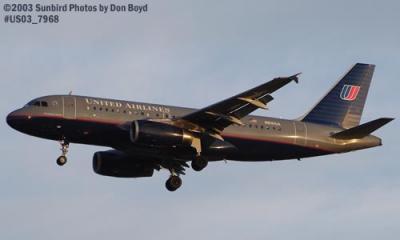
left=85, top=98, right=170, bottom=113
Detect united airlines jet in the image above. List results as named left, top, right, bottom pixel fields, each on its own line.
left=7, top=63, right=393, bottom=191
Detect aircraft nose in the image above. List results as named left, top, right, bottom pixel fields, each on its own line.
left=6, top=111, right=17, bottom=128
left=6, top=110, right=25, bottom=130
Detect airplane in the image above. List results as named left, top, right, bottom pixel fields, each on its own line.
left=6, top=63, right=394, bottom=191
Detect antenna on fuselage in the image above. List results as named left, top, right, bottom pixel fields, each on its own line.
left=68, top=91, right=72, bottom=95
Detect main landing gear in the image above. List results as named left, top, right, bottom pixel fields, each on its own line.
left=165, top=175, right=182, bottom=191
left=164, top=157, right=207, bottom=191
left=190, top=137, right=208, bottom=172
left=165, top=169, right=182, bottom=192
left=56, top=139, right=69, bottom=166
left=191, top=156, right=208, bottom=171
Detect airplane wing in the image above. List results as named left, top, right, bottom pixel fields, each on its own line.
left=173, top=73, right=300, bottom=139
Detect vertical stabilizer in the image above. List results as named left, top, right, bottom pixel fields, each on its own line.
left=302, top=63, right=375, bottom=129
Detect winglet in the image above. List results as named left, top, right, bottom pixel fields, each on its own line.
left=289, top=72, right=301, bottom=83
left=331, top=117, right=394, bottom=139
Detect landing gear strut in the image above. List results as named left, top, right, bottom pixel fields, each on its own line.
left=165, top=169, right=182, bottom=191
left=190, top=137, right=208, bottom=171
left=57, top=139, right=69, bottom=166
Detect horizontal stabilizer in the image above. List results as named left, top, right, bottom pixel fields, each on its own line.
left=331, top=118, right=394, bottom=139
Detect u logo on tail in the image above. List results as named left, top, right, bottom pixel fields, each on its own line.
left=340, top=85, right=360, bottom=101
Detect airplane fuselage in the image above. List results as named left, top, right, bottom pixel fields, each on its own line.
left=7, top=95, right=381, bottom=162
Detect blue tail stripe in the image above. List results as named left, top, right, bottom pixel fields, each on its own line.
left=342, top=85, right=349, bottom=99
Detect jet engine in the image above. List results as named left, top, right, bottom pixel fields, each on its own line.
left=130, top=120, right=193, bottom=147
left=93, top=150, right=154, bottom=178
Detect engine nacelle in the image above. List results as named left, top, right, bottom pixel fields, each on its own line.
left=130, top=120, right=193, bottom=147
left=93, top=150, right=154, bottom=178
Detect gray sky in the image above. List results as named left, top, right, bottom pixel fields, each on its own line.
left=1, top=0, right=399, bottom=239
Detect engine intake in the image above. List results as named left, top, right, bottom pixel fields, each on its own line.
left=93, top=150, right=154, bottom=178
left=130, top=120, right=193, bottom=147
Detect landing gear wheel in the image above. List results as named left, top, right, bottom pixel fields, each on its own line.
left=191, top=157, right=208, bottom=171
left=57, top=155, right=67, bottom=166
left=57, top=138, right=69, bottom=166
left=165, top=175, right=182, bottom=191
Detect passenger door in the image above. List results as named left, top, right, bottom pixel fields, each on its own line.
left=63, top=96, right=76, bottom=119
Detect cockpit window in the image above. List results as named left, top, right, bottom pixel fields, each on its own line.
left=27, top=100, right=49, bottom=107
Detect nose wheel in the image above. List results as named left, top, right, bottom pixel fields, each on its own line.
left=57, top=155, right=67, bottom=166
left=57, top=139, right=69, bottom=166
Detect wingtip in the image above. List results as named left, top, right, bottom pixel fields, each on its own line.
left=289, top=72, right=301, bottom=83
left=384, top=117, right=395, bottom=122
left=355, top=62, right=376, bottom=67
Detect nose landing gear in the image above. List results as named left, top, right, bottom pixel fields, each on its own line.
left=56, top=139, right=69, bottom=166
left=56, top=155, right=67, bottom=166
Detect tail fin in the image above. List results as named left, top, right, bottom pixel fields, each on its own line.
left=302, top=63, right=375, bottom=129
